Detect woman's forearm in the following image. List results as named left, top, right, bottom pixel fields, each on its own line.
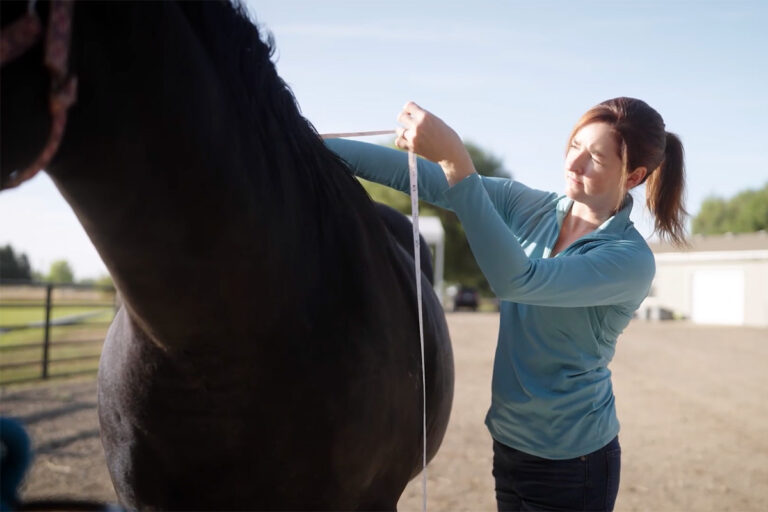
left=325, top=138, right=455, bottom=208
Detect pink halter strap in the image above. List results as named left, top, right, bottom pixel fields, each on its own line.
left=1, top=0, right=77, bottom=190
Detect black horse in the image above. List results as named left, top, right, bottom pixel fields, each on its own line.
left=0, top=1, right=453, bottom=510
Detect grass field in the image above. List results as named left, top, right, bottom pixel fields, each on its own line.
left=0, top=285, right=116, bottom=385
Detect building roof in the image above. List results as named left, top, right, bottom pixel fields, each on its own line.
left=649, top=231, right=768, bottom=253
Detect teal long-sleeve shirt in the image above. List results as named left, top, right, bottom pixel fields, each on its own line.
left=326, top=138, right=656, bottom=459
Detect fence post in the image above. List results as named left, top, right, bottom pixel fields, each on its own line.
left=42, top=283, right=53, bottom=379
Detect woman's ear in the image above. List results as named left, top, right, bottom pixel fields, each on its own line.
left=626, top=166, right=647, bottom=189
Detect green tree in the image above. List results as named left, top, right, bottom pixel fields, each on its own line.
left=692, top=182, right=768, bottom=235
left=94, top=274, right=115, bottom=288
left=360, top=140, right=510, bottom=295
left=47, top=259, right=75, bottom=284
left=0, top=245, right=33, bottom=281
left=79, top=274, right=115, bottom=289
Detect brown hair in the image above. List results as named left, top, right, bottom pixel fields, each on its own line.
left=567, top=97, right=688, bottom=246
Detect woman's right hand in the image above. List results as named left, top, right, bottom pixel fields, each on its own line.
left=395, top=101, right=477, bottom=186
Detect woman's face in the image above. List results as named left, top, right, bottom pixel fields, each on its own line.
left=563, top=122, right=625, bottom=212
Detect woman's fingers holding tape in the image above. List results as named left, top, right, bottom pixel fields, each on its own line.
left=395, top=126, right=411, bottom=150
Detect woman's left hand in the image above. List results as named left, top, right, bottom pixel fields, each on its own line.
left=395, top=102, right=477, bottom=186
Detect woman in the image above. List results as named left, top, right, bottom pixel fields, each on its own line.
left=326, top=97, right=686, bottom=511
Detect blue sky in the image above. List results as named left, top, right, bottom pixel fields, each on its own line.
left=1, top=0, right=766, bottom=279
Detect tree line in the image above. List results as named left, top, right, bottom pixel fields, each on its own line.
left=692, top=182, right=768, bottom=235
left=3, top=173, right=763, bottom=294
left=0, top=245, right=112, bottom=286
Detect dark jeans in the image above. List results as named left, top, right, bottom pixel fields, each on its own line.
left=492, top=437, right=621, bottom=511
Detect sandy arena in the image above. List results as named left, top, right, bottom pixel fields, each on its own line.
left=1, top=314, right=766, bottom=511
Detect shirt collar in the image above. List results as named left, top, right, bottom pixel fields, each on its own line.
left=556, top=193, right=635, bottom=238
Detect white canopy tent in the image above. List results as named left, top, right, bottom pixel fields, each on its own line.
left=408, top=216, right=445, bottom=304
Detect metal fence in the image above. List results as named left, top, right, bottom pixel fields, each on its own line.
left=0, top=280, right=117, bottom=385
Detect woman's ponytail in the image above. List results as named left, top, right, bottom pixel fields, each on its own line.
left=645, top=132, right=688, bottom=246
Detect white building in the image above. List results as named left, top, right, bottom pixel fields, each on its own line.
left=409, top=215, right=445, bottom=304
left=641, top=231, right=768, bottom=327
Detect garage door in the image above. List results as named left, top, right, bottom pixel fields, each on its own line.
left=691, top=269, right=744, bottom=325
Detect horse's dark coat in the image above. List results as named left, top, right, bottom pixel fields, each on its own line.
left=1, top=1, right=453, bottom=510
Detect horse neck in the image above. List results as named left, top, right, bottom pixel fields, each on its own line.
left=49, top=1, right=317, bottom=347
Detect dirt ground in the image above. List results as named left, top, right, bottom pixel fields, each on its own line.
left=1, top=314, right=766, bottom=511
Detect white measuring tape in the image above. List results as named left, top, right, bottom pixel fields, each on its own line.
left=319, top=129, right=396, bottom=139
left=408, top=148, right=429, bottom=512
left=321, top=130, right=429, bottom=511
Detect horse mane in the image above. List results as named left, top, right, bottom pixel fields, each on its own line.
left=174, top=1, right=400, bottom=314
left=175, top=1, right=353, bottom=196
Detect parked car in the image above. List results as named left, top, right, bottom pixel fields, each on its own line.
left=453, top=286, right=479, bottom=312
